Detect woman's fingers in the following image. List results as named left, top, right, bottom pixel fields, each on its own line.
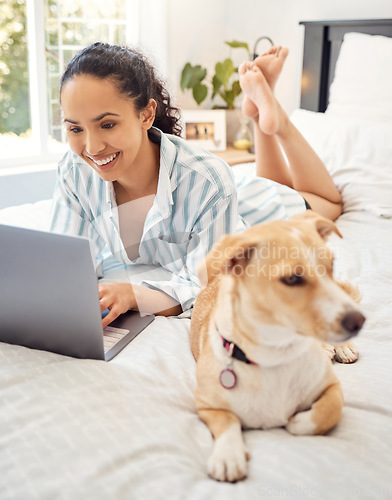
left=102, top=308, right=119, bottom=329
left=98, top=283, right=135, bottom=328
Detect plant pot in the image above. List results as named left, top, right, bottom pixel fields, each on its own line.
left=225, top=108, right=242, bottom=145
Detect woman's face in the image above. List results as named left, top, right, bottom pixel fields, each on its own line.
left=61, top=75, right=156, bottom=182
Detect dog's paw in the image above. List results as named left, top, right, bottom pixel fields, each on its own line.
left=322, top=343, right=336, bottom=361
left=207, top=448, right=249, bottom=482
left=334, top=342, right=359, bottom=364
left=207, top=436, right=249, bottom=482
left=286, top=410, right=316, bottom=436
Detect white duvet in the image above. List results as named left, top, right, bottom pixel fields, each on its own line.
left=1, top=120, right=392, bottom=499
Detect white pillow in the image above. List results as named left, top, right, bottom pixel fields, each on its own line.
left=0, top=199, right=52, bottom=230
left=326, top=32, right=392, bottom=122
left=291, top=109, right=392, bottom=218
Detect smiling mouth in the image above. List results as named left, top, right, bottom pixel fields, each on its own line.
left=87, top=152, right=119, bottom=168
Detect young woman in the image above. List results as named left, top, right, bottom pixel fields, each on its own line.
left=50, top=42, right=341, bottom=327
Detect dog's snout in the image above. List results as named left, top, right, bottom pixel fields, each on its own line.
left=341, top=311, right=366, bottom=336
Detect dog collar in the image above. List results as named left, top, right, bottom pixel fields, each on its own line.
left=220, top=335, right=258, bottom=365
left=215, top=324, right=257, bottom=390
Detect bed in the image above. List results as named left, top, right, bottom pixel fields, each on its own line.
left=1, top=19, right=392, bottom=500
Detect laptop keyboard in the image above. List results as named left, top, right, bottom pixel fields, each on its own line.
left=103, top=326, right=130, bottom=353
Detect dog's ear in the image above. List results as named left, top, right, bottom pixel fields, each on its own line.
left=197, top=233, right=257, bottom=287
left=292, top=211, right=342, bottom=240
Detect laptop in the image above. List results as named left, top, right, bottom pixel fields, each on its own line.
left=0, top=224, right=155, bottom=361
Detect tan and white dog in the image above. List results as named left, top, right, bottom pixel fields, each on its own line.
left=190, top=212, right=365, bottom=482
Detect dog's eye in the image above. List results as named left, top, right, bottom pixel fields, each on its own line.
left=281, top=275, right=304, bottom=286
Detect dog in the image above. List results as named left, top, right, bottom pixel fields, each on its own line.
left=190, top=211, right=365, bottom=482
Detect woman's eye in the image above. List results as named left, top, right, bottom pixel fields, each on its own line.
left=69, top=127, right=82, bottom=134
left=102, top=123, right=115, bottom=129
left=280, top=275, right=305, bottom=286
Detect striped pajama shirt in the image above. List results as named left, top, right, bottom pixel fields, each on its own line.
left=50, top=128, right=306, bottom=312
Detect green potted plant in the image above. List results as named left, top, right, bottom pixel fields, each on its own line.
left=180, top=40, right=250, bottom=109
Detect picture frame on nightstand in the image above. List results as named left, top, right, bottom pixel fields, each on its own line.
left=181, top=109, right=226, bottom=151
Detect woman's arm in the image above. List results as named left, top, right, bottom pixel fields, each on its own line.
left=50, top=154, right=109, bottom=277
left=99, top=187, right=238, bottom=326
left=99, top=282, right=182, bottom=328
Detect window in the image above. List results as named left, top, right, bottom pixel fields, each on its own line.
left=0, top=0, right=138, bottom=168
left=0, top=0, right=32, bottom=163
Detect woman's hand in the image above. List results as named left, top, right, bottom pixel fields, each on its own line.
left=99, top=283, right=136, bottom=328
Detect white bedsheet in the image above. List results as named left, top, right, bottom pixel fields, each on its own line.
left=1, top=197, right=392, bottom=500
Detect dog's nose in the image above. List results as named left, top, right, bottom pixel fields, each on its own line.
left=341, top=311, right=366, bottom=336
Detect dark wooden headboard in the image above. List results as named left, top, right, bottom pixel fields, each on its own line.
left=299, top=19, right=392, bottom=112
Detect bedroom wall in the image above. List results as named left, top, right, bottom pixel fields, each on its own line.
left=0, top=167, right=57, bottom=210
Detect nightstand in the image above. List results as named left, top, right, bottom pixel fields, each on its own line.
left=211, top=145, right=256, bottom=167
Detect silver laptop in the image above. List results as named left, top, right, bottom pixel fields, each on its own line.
left=0, top=224, right=154, bottom=361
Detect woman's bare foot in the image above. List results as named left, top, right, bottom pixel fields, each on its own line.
left=241, top=46, right=289, bottom=119
left=254, top=46, right=289, bottom=90
left=239, top=63, right=284, bottom=135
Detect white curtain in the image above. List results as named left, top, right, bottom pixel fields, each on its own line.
left=131, top=0, right=170, bottom=80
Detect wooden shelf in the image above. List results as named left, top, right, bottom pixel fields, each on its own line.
left=211, top=145, right=256, bottom=166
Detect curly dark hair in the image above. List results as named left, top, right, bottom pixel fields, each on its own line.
left=60, top=42, right=182, bottom=136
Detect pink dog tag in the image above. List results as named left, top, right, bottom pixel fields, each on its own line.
left=219, top=368, right=237, bottom=389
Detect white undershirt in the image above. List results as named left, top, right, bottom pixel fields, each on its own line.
left=117, top=194, right=155, bottom=261
left=117, top=194, right=181, bottom=313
